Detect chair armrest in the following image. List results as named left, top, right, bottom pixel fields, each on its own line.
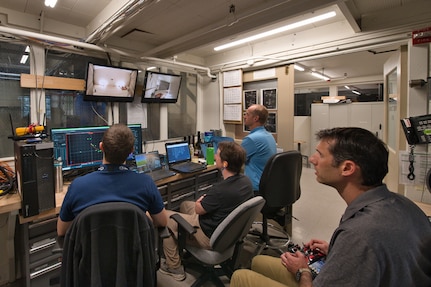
left=52, top=236, right=64, bottom=254
left=170, top=213, right=196, bottom=235
left=170, top=213, right=197, bottom=258
left=158, top=226, right=170, bottom=239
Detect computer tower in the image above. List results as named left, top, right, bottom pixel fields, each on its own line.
left=14, top=140, right=56, bottom=218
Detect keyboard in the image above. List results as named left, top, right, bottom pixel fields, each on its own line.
left=171, top=161, right=206, bottom=173
left=149, top=169, right=176, bottom=181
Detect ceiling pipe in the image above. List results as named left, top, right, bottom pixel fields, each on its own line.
left=210, top=37, right=407, bottom=72
left=140, top=56, right=217, bottom=79
left=0, top=26, right=106, bottom=52
left=97, top=45, right=217, bottom=79
left=85, top=0, right=158, bottom=44
left=0, top=26, right=217, bottom=79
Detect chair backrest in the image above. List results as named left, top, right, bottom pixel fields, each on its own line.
left=61, top=202, right=156, bottom=287
left=210, top=196, right=266, bottom=252
left=259, top=150, right=302, bottom=208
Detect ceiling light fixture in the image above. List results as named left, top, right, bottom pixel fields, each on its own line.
left=20, top=46, right=30, bottom=64
left=294, top=64, right=305, bottom=71
left=352, top=90, right=361, bottom=95
left=45, top=0, right=57, bottom=8
left=214, top=11, right=336, bottom=51
left=20, top=55, right=28, bottom=64
left=344, top=85, right=350, bottom=90
left=311, top=71, right=330, bottom=81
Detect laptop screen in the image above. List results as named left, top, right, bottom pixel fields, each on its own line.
left=146, top=152, right=162, bottom=171
left=165, top=141, right=191, bottom=164
left=135, top=152, right=162, bottom=173
left=134, top=153, right=149, bottom=173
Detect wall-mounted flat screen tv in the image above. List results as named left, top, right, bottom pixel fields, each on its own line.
left=84, top=63, right=138, bottom=102
left=141, top=71, right=182, bottom=103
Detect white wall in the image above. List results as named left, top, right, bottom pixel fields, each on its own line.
left=198, top=75, right=221, bottom=133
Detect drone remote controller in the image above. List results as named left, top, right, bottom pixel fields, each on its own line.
left=287, top=243, right=326, bottom=279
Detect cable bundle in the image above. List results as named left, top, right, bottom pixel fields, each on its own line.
left=0, top=162, right=15, bottom=196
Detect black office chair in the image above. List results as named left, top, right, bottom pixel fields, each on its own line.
left=250, top=150, right=302, bottom=254
left=171, top=196, right=265, bottom=287
left=57, top=202, right=165, bottom=287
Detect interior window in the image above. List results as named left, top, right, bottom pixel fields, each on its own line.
left=168, top=71, right=197, bottom=139
left=45, top=51, right=109, bottom=129
left=142, top=70, right=197, bottom=141
left=0, top=42, right=31, bottom=157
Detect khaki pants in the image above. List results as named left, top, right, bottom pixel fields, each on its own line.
left=163, top=201, right=211, bottom=268
left=230, top=255, right=299, bottom=287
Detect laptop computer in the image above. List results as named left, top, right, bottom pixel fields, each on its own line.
left=165, top=141, right=206, bottom=173
left=134, top=152, right=176, bottom=181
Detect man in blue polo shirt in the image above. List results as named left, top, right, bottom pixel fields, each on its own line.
left=57, top=124, right=167, bottom=236
left=242, top=104, right=277, bottom=192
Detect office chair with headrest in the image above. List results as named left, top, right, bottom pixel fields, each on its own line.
left=171, top=196, right=265, bottom=287
left=250, top=150, right=302, bottom=254
left=58, top=201, right=163, bottom=287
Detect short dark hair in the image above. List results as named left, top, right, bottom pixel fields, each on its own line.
left=316, top=127, right=388, bottom=186
left=218, top=141, right=246, bottom=174
left=102, top=124, right=135, bottom=164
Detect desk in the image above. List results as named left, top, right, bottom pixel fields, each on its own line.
left=0, top=193, right=21, bottom=215
left=0, top=165, right=220, bottom=287
left=415, top=201, right=431, bottom=216
left=0, top=164, right=218, bottom=223
left=294, top=140, right=310, bottom=168
left=0, top=193, right=20, bottom=285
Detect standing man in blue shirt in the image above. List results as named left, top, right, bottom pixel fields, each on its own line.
left=242, top=104, right=277, bottom=192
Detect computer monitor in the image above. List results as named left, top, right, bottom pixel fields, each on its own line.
left=50, top=124, right=142, bottom=171
left=141, top=71, right=182, bottom=103
left=84, top=63, right=138, bottom=102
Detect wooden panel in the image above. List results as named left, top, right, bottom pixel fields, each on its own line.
left=20, top=74, right=85, bottom=91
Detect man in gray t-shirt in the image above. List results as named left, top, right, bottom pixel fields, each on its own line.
left=230, top=127, right=431, bottom=287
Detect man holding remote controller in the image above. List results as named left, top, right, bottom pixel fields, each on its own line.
left=231, top=127, right=431, bottom=287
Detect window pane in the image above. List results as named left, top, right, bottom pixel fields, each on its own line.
left=45, top=51, right=109, bottom=128
left=0, top=42, right=30, bottom=157
left=143, top=103, right=160, bottom=141
left=46, top=91, right=109, bottom=127
left=168, top=72, right=196, bottom=138
left=142, top=70, right=197, bottom=141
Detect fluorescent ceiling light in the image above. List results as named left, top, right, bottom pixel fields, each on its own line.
left=352, top=90, right=361, bottom=95
left=25, top=46, right=30, bottom=53
left=45, top=0, right=57, bottom=8
left=311, top=71, right=330, bottom=81
left=294, top=64, right=305, bottom=71
left=344, top=85, right=350, bottom=90
left=20, top=55, right=28, bottom=64
left=214, top=11, right=336, bottom=51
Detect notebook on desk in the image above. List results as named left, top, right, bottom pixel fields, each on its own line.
left=165, top=141, right=206, bottom=173
left=134, top=152, right=176, bottom=181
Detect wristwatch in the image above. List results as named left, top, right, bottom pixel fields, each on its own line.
left=295, top=268, right=312, bottom=282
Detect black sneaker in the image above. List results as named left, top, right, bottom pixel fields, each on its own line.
left=159, top=261, right=186, bottom=281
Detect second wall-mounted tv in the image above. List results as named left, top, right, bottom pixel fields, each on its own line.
left=84, top=63, right=138, bottom=102
left=141, top=71, right=182, bottom=103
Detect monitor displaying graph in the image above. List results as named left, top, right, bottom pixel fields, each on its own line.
left=50, top=124, right=142, bottom=171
